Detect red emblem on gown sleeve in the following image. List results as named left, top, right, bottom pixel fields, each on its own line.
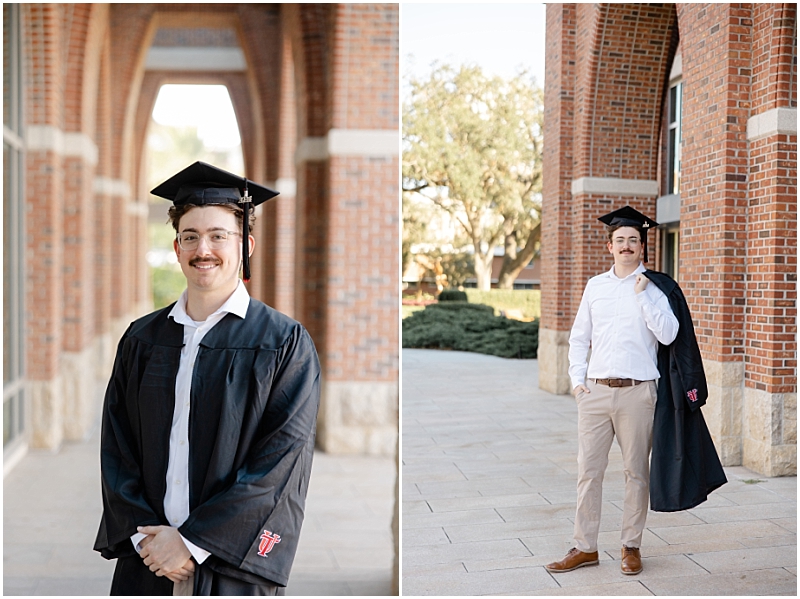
left=257, top=530, right=281, bottom=557
left=687, top=388, right=698, bottom=402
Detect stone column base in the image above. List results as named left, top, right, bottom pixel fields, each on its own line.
left=94, top=332, right=114, bottom=382
left=743, top=387, right=797, bottom=477
left=391, top=435, right=399, bottom=595
left=538, top=327, right=572, bottom=395
left=61, top=346, right=99, bottom=441
left=704, top=359, right=744, bottom=466
left=30, top=377, right=64, bottom=451
left=317, top=381, right=398, bottom=455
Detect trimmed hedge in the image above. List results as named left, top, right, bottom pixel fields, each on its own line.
left=402, top=301, right=539, bottom=359
left=437, top=289, right=468, bottom=302
left=464, top=289, right=541, bottom=319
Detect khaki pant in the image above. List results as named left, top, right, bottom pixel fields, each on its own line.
left=573, top=378, right=656, bottom=553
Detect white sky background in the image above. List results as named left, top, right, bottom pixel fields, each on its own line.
left=151, top=84, right=241, bottom=148
left=402, top=3, right=547, bottom=88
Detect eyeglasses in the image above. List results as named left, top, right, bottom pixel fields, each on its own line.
left=177, top=230, right=241, bottom=250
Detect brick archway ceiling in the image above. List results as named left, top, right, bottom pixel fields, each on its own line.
left=576, top=3, right=677, bottom=181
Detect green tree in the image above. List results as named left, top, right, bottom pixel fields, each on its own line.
left=403, top=64, right=543, bottom=289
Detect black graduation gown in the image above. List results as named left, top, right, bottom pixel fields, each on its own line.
left=93, top=299, right=321, bottom=595
left=644, top=270, right=727, bottom=512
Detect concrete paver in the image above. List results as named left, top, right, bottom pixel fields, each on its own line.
left=4, top=400, right=394, bottom=596
left=401, top=349, right=798, bottom=596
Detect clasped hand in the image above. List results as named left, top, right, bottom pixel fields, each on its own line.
left=138, top=525, right=195, bottom=583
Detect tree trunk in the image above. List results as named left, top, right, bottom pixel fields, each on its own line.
left=497, top=223, right=540, bottom=289
left=474, top=251, right=494, bottom=290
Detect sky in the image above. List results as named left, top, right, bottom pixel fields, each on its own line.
left=402, top=3, right=546, bottom=88
left=151, top=84, right=241, bottom=149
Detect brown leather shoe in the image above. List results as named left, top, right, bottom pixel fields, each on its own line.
left=545, top=547, right=599, bottom=573
left=621, top=545, right=642, bottom=575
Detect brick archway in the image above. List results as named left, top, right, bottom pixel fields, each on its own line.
left=540, top=3, right=678, bottom=394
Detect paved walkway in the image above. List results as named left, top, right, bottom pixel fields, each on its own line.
left=402, top=349, right=797, bottom=596
left=4, top=399, right=395, bottom=596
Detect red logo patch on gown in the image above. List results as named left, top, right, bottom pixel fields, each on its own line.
left=257, top=530, right=281, bottom=557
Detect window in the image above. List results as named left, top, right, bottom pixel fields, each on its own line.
left=661, top=226, right=679, bottom=282
left=667, top=80, right=682, bottom=196
left=4, top=4, right=26, bottom=451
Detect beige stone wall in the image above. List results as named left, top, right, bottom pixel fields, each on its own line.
left=317, top=381, right=398, bottom=456
left=391, top=435, right=399, bottom=595
left=61, top=347, right=99, bottom=441
left=704, top=359, right=744, bottom=466
left=30, top=377, right=64, bottom=450
left=538, top=327, right=572, bottom=395
left=743, top=387, right=797, bottom=477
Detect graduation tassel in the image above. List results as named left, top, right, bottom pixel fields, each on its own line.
left=242, top=179, right=252, bottom=282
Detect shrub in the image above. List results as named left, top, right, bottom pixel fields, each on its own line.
left=438, top=289, right=468, bottom=302
left=464, top=289, right=541, bottom=319
left=403, top=301, right=539, bottom=359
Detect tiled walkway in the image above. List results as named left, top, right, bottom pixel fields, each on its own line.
left=4, top=393, right=395, bottom=596
left=402, top=349, right=797, bottom=596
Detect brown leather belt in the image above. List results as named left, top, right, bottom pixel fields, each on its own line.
left=592, top=378, right=646, bottom=387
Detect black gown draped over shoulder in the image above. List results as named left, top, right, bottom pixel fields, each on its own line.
left=645, top=270, right=727, bottom=512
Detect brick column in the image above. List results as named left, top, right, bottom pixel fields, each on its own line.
left=61, top=139, right=98, bottom=441
left=539, top=3, right=576, bottom=395
left=678, top=4, right=751, bottom=466
left=292, top=5, right=399, bottom=456
left=263, top=28, right=297, bottom=317
left=23, top=4, right=66, bottom=450
left=741, top=3, right=797, bottom=476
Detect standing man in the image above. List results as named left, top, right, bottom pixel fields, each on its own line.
left=94, top=162, right=321, bottom=595
left=545, top=206, right=678, bottom=576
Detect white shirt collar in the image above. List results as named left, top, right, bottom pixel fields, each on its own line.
left=606, top=262, right=646, bottom=281
left=168, top=280, right=250, bottom=326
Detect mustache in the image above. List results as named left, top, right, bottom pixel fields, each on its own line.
left=189, top=257, right=221, bottom=266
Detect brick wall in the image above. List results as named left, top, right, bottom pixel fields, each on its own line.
left=677, top=3, right=750, bottom=362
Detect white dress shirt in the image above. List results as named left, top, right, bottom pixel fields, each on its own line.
left=131, top=281, right=250, bottom=563
left=568, top=263, right=679, bottom=390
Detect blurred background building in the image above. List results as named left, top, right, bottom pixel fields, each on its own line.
left=539, top=3, right=796, bottom=477
left=3, top=1, right=398, bottom=465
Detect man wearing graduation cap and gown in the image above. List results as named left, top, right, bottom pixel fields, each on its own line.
left=94, top=162, right=321, bottom=595
left=546, top=206, right=679, bottom=576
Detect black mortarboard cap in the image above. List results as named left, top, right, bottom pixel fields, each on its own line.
left=151, top=161, right=279, bottom=282
left=598, top=205, right=659, bottom=263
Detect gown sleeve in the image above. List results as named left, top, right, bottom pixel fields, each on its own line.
left=177, top=324, right=321, bottom=587
left=94, top=327, right=163, bottom=558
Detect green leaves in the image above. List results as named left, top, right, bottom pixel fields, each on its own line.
left=403, top=64, right=544, bottom=289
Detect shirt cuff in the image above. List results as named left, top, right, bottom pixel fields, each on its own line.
left=131, top=532, right=148, bottom=553
left=180, top=534, right=211, bottom=564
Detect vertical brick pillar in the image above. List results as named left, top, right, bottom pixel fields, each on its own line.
left=94, top=37, right=115, bottom=381
left=61, top=146, right=98, bottom=441
left=539, top=3, right=576, bottom=394
left=315, top=4, right=399, bottom=457
left=23, top=4, right=66, bottom=450
left=262, top=28, right=297, bottom=316
left=678, top=4, right=751, bottom=466
left=741, top=3, right=797, bottom=476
